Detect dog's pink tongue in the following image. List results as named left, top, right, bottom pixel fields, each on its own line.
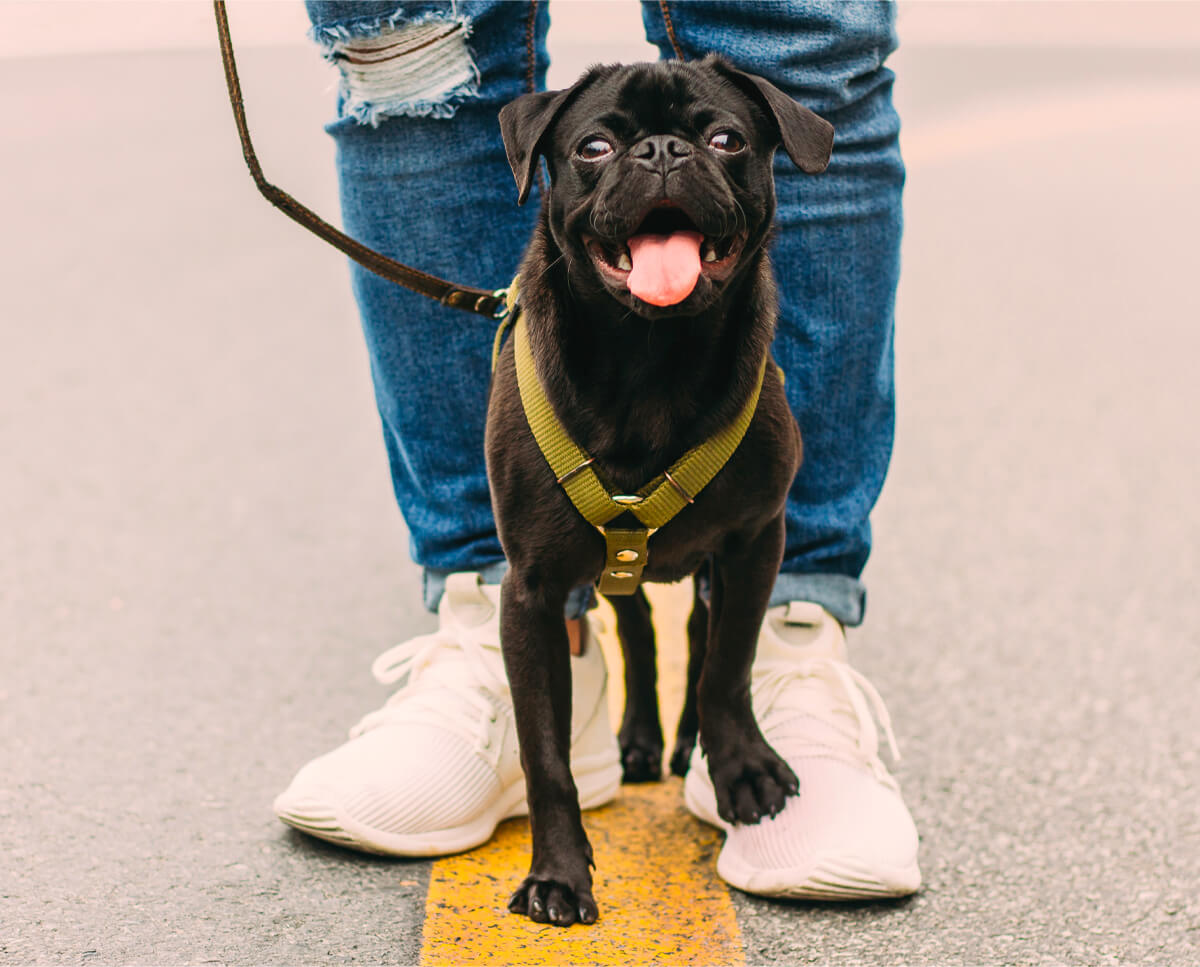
left=626, top=231, right=703, bottom=306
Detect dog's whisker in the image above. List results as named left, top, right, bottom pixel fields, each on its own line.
left=731, top=196, right=749, bottom=237
left=531, top=251, right=567, bottom=284
left=564, top=261, right=578, bottom=300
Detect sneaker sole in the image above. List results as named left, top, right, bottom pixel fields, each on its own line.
left=683, top=769, right=921, bottom=901
left=717, top=848, right=921, bottom=900
left=274, top=749, right=622, bottom=858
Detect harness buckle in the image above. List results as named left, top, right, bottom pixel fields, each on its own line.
left=596, top=526, right=649, bottom=596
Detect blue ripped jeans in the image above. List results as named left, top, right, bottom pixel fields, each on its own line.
left=304, top=1, right=903, bottom=626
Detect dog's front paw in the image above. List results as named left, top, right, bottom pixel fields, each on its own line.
left=707, top=742, right=799, bottom=825
left=508, top=876, right=598, bottom=927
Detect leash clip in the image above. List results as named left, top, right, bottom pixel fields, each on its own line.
left=491, top=287, right=512, bottom=320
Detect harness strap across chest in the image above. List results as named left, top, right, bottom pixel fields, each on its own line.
left=497, top=283, right=773, bottom=595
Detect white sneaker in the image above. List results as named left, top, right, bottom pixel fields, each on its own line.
left=274, top=573, right=621, bottom=856
left=684, top=601, right=921, bottom=899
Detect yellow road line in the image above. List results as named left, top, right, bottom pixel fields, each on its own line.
left=420, top=585, right=745, bottom=966
left=420, top=782, right=741, bottom=966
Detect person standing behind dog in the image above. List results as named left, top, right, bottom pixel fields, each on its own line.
left=275, top=0, right=919, bottom=900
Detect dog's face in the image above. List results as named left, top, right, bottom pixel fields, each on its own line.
left=499, top=56, right=833, bottom=319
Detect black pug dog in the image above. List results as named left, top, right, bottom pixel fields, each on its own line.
left=486, top=54, right=833, bottom=927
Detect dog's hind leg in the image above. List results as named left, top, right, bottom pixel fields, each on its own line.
left=670, top=572, right=708, bottom=777
left=607, top=588, right=664, bottom=783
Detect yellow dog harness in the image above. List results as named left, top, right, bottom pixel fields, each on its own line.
left=493, top=278, right=775, bottom=595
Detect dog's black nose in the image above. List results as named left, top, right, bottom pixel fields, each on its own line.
left=631, top=135, right=692, bottom=175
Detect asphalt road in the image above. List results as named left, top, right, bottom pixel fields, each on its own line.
left=2, top=32, right=1199, bottom=967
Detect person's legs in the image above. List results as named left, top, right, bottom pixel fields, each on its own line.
left=643, top=0, right=902, bottom=627
left=305, top=0, right=538, bottom=610
left=641, top=0, right=919, bottom=899
left=275, top=1, right=620, bottom=856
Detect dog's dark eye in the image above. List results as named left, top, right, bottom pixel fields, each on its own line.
left=708, top=130, right=746, bottom=153
left=578, top=137, right=614, bottom=161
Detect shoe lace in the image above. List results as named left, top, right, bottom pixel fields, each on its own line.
left=752, top=653, right=901, bottom=784
left=348, top=623, right=509, bottom=743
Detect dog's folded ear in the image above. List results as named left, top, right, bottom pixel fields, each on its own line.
left=499, top=68, right=609, bottom=205
left=499, top=89, right=572, bottom=205
left=712, top=59, right=835, bottom=174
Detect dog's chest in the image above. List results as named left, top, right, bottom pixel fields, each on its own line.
left=631, top=512, right=731, bottom=584
left=640, top=553, right=709, bottom=585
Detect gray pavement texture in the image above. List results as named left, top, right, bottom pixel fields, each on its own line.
left=2, top=33, right=1200, bottom=967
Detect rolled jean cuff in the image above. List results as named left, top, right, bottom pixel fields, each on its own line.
left=422, top=563, right=596, bottom=620
left=769, top=572, right=866, bottom=627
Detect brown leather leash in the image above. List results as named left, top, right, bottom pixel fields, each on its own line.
left=212, top=0, right=508, bottom=319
